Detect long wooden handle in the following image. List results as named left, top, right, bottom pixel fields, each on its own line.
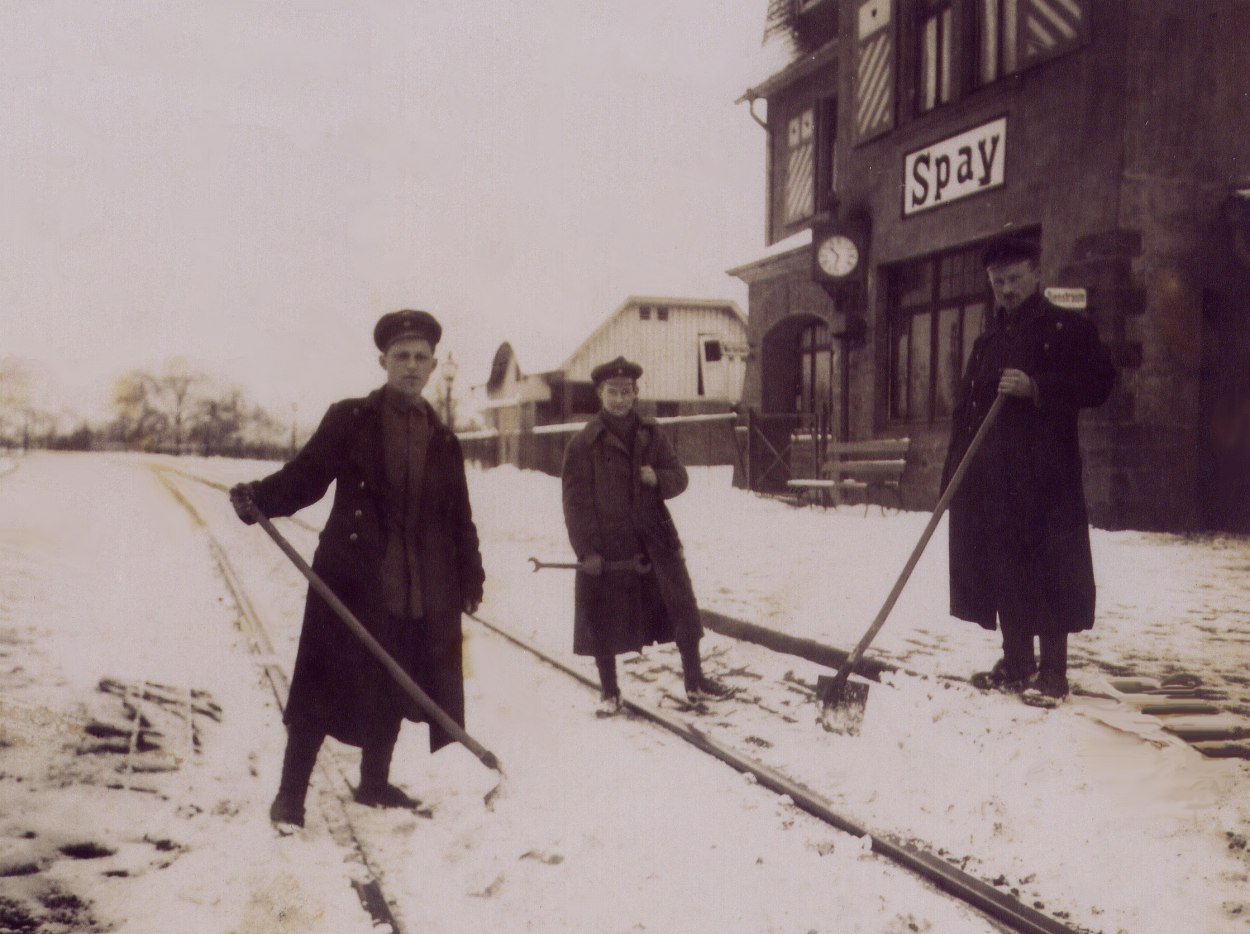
left=827, top=392, right=1008, bottom=696
left=252, top=512, right=501, bottom=773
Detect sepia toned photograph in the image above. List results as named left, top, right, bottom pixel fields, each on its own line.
left=2, top=2, right=1249, bottom=932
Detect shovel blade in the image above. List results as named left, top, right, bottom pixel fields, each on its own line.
left=435, top=741, right=507, bottom=810
left=815, top=675, right=870, bottom=735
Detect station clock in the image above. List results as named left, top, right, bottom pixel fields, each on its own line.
left=811, top=222, right=868, bottom=286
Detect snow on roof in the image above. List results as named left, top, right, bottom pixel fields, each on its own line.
left=725, top=227, right=812, bottom=279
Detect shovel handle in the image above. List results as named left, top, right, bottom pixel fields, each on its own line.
left=250, top=511, right=502, bottom=774
left=826, top=392, right=1008, bottom=699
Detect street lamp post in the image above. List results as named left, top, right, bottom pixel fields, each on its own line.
left=441, top=352, right=458, bottom=431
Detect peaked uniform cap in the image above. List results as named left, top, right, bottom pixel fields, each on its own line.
left=591, top=356, right=643, bottom=385
left=981, top=235, right=1041, bottom=269
left=374, top=309, right=442, bottom=351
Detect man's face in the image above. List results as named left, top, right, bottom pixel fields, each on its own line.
left=986, top=259, right=1041, bottom=312
left=379, top=337, right=436, bottom=402
left=597, top=377, right=638, bottom=417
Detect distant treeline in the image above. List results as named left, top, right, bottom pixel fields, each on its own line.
left=0, top=357, right=302, bottom=461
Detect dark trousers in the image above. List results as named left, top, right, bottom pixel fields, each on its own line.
left=275, top=724, right=323, bottom=803
left=1001, top=624, right=1068, bottom=677
left=276, top=717, right=403, bottom=803
left=595, top=638, right=702, bottom=699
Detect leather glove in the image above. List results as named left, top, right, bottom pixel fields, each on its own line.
left=579, top=553, right=604, bottom=576
left=229, top=483, right=261, bottom=525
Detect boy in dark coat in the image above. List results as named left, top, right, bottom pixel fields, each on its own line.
left=230, top=309, right=484, bottom=827
left=561, top=356, right=731, bottom=715
left=941, top=237, right=1116, bottom=705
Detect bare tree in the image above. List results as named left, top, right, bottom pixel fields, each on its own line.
left=106, top=361, right=301, bottom=459
left=0, top=356, right=49, bottom=450
left=188, top=385, right=245, bottom=456
left=150, top=358, right=205, bottom=452
left=110, top=370, right=165, bottom=449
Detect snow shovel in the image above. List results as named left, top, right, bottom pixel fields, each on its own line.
left=528, top=555, right=652, bottom=574
left=818, top=391, right=1008, bottom=735
left=247, top=510, right=507, bottom=807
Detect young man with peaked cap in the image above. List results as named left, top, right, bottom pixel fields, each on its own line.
left=229, top=309, right=484, bottom=827
left=561, top=355, right=732, bottom=715
left=941, top=236, right=1116, bottom=706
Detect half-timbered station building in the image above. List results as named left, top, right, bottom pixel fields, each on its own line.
left=728, top=0, right=1250, bottom=531
left=470, top=297, right=748, bottom=473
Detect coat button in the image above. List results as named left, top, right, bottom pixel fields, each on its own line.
left=359, top=481, right=366, bottom=490
left=354, top=509, right=363, bottom=518
left=349, top=533, right=358, bottom=542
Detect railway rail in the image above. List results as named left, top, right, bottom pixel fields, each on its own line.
left=155, top=462, right=1085, bottom=934
left=152, top=464, right=405, bottom=932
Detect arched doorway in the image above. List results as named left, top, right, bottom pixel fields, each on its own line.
left=761, top=313, right=843, bottom=442
left=752, top=313, right=846, bottom=485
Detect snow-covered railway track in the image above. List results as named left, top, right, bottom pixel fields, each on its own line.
left=152, top=463, right=1094, bottom=934
left=150, top=464, right=407, bottom=933
left=468, top=611, right=1084, bottom=934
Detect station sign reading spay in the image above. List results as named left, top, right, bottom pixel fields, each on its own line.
left=903, top=117, right=1006, bottom=216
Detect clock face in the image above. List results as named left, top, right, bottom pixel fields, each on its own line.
left=817, top=235, right=860, bottom=278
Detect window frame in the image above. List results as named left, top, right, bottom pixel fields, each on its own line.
left=796, top=320, right=837, bottom=431
left=913, top=0, right=955, bottom=115
left=887, top=242, right=998, bottom=424
left=782, top=106, right=817, bottom=226
left=967, top=0, right=1019, bottom=90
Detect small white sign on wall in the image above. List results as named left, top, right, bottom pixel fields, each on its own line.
left=903, top=117, right=1007, bottom=216
left=1044, top=287, right=1088, bottom=310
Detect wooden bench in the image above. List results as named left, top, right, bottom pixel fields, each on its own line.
left=786, top=437, right=911, bottom=513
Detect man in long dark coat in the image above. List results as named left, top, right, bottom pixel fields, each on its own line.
left=230, top=309, right=484, bottom=827
left=941, top=237, right=1116, bottom=705
left=561, top=356, right=731, bottom=715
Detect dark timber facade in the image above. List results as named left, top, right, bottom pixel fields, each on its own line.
left=730, top=0, right=1250, bottom=531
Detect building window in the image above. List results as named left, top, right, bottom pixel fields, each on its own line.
left=888, top=244, right=991, bottom=422
left=784, top=107, right=816, bottom=224
left=915, top=0, right=954, bottom=114
left=639, top=306, right=651, bottom=320
left=970, top=0, right=1018, bottom=88
left=797, top=321, right=836, bottom=432
left=656, top=306, right=669, bottom=321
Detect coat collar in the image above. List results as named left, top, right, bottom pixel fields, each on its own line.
left=349, top=387, right=451, bottom=498
left=360, top=386, right=449, bottom=435
left=583, top=411, right=657, bottom=447
left=996, top=291, right=1049, bottom=329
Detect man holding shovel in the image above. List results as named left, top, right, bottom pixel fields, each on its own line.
left=229, top=309, right=485, bottom=827
left=561, top=356, right=731, bottom=716
left=942, top=236, right=1116, bottom=706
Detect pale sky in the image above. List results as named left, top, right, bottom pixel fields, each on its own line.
left=2, top=1, right=770, bottom=425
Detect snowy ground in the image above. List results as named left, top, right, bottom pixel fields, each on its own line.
left=1, top=450, right=1248, bottom=933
